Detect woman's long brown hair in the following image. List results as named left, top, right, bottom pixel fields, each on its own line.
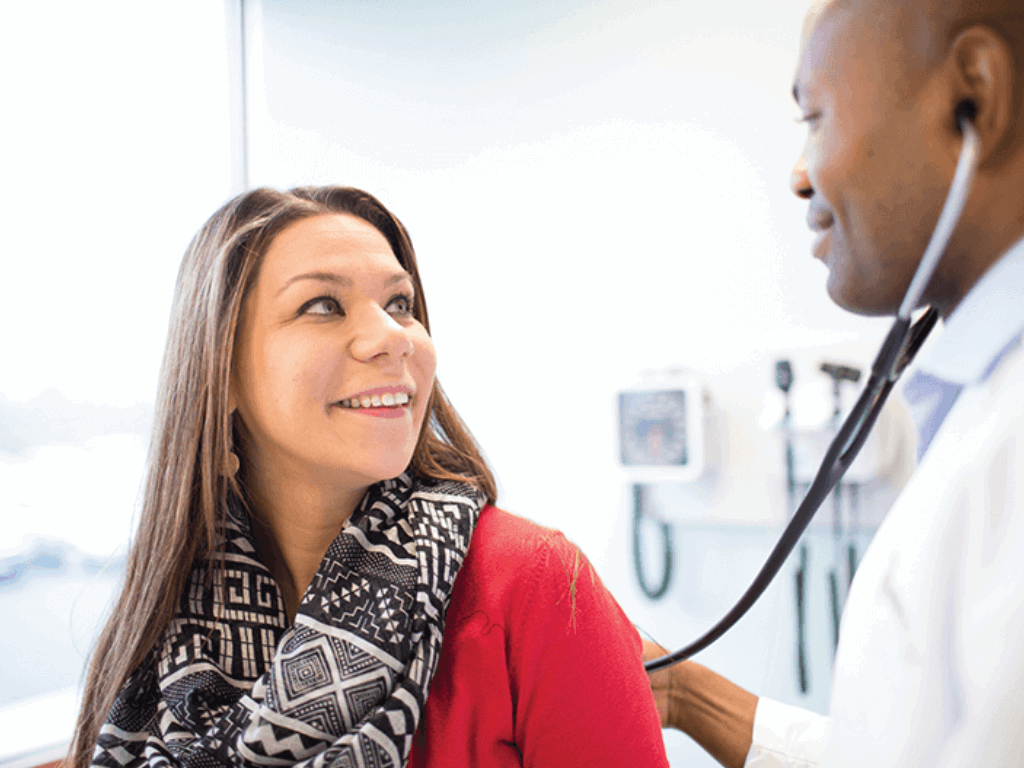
left=68, top=186, right=496, bottom=768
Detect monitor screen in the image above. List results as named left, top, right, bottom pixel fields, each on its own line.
left=619, top=390, right=688, bottom=466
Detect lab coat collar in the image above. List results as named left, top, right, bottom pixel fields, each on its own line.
left=914, top=235, right=1024, bottom=386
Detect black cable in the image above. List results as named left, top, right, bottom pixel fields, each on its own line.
left=645, top=308, right=939, bottom=672
left=795, top=545, right=808, bottom=693
left=633, top=484, right=673, bottom=600
left=829, top=570, right=841, bottom=651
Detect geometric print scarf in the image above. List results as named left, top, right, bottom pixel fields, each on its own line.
left=93, top=473, right=484, bottom=768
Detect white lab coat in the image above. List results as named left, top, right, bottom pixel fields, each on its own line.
left=746, top=237, right=1024, bottom=767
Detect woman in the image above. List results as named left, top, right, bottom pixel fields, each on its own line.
left=69, top=186, right=668, bottom=768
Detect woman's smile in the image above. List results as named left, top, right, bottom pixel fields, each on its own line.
left=335, top=388, right=414, bottom=418
left=336, top=384, right=414, bottom=410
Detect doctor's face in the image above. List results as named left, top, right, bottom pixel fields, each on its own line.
left=231, top=213, right=436, bottom=492
left=789, top=1, right=951, bottom=316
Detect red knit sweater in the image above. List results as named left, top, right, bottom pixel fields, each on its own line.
left=408, top=506, right=670, bottom=767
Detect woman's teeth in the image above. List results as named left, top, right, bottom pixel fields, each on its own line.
left=339, top=392, right=411, bottom=409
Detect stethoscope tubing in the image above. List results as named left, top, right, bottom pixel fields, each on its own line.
left=899, top=119, right=981, bottom=319
left=645, top=116, right=980, bottom=674
left=644, top=371, right=895, bottom=671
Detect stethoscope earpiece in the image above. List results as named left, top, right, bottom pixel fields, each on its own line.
left=955, top=99, right=978, bottom=133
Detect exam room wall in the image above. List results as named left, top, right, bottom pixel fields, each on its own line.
left=245, top=2, right=902, bottom=763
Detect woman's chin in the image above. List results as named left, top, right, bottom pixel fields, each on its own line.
left=327, top=457, right=415, bottom=488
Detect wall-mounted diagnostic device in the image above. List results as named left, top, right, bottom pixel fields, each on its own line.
left=617, top=370, right=713, bottom=600
left=617, top=369, right=709, bottom=484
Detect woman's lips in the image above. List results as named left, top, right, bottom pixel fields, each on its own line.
left=341, top=405, right=408, bottom=419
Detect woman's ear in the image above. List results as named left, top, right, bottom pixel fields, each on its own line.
left=947, top=24, right=1017, bottom=164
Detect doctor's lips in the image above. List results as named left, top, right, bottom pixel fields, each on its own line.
left=806, top=206, right=834, bottom=259
left=337, top=386, right=413, bottom=410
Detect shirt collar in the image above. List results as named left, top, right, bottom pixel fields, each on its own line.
left=914, top=235, right=1024, bottom=385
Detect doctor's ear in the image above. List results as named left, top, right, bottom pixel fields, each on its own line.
left=946, top=24, right=1016, bottom=164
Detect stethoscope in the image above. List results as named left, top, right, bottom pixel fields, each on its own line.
left=645, top=103, right=981, bottom=673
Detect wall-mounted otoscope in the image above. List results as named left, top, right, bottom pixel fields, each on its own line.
left=819, top=362, right=862, bottom=653
left=775, top=360, right=810, bottom=694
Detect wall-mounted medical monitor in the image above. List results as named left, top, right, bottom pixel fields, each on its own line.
left=616, top=371, right=706, bottom=483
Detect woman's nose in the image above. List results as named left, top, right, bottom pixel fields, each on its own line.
left=790, top=154, right=813, bottom=200
left=348, top=305, right=414, bottom=363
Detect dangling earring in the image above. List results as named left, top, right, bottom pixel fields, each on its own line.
left=223, top=408, right=241, bottom=478
left=223, top=449, right=240, bottom=478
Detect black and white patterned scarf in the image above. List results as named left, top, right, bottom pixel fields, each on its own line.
left=94, top=473, right=484, bottom=768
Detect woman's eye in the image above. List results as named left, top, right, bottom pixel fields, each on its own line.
left=796, top=112, right=820, bottom=127
left=302, top=297, right=342, bottom=317
left=388, top=294, right=415, bottom=316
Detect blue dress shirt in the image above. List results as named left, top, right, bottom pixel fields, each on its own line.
left=902, top=235, right=1024, bottom=458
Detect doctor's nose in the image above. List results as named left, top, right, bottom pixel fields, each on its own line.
left=790, top=156, right=813, bottom=200
left=349, top=308, right=414, bottom=364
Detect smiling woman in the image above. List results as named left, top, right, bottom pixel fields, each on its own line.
left=67, top=186, right=668, bottom=768
left=228, top=212, right=442, bottom=619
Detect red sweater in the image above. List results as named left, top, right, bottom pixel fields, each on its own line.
left=408, top=506, right=670, bottom=767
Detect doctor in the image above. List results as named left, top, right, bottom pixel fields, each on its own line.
left=643, top=0, right=1024, bottom=766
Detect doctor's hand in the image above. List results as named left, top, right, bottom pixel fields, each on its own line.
left=642, top=639, right=757, bottom=768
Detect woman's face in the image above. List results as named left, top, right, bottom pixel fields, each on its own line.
left=231, top=213, right=436, bottom=493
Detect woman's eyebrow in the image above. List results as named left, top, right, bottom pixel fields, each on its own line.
left=278, top=271, right=412, bottom=296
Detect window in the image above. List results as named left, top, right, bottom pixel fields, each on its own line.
left=0, top=2, right=234, bottom=763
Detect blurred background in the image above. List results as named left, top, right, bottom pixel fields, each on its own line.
left=0, top=1, right=919, bottom=765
